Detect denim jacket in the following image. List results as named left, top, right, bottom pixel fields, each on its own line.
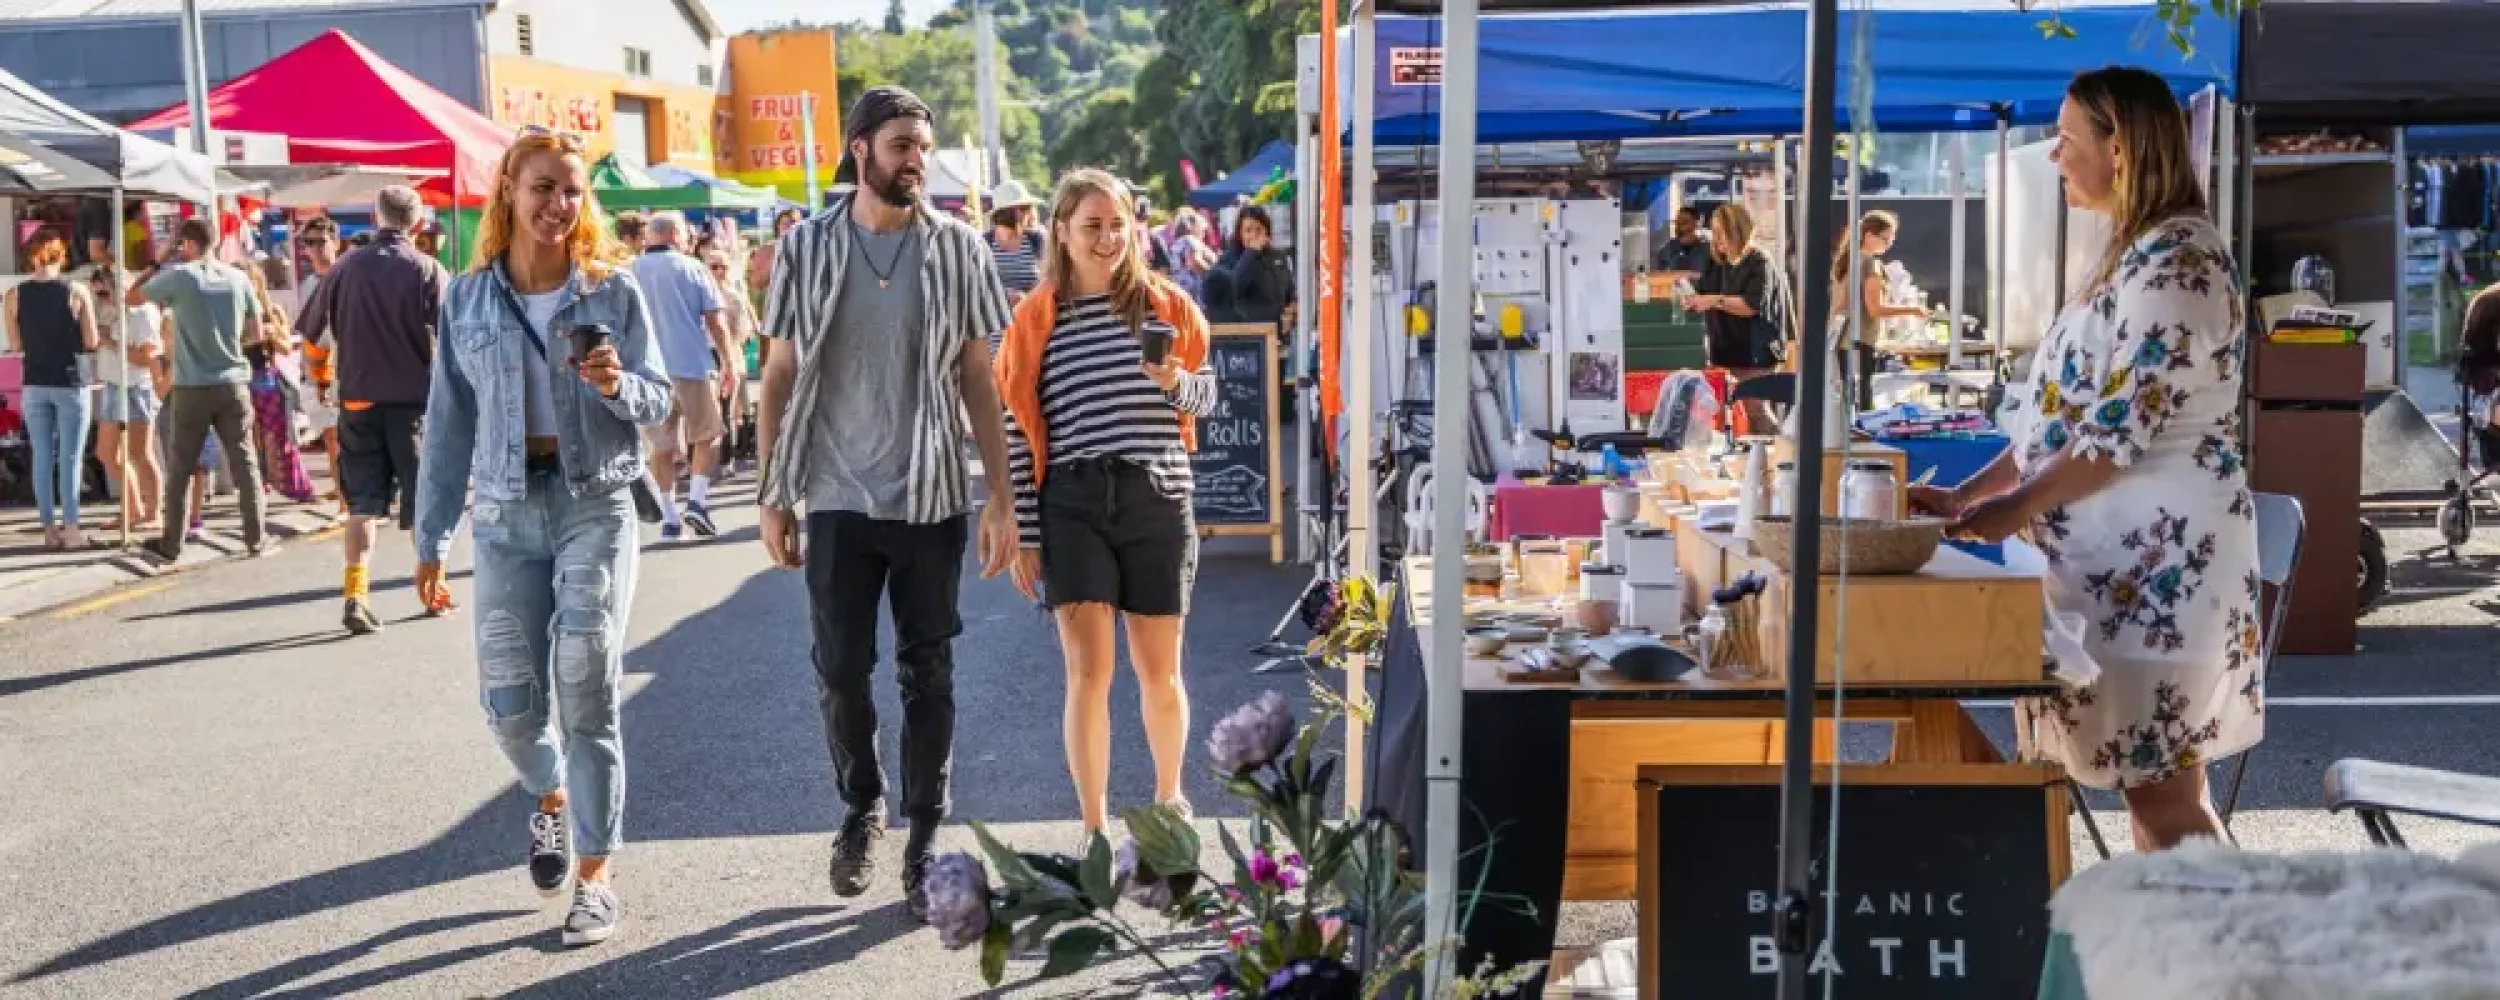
left=415, top=263, right=673, bottom=563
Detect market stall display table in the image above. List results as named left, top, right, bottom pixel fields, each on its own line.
left=1370, top=543, right=2071, bottom=994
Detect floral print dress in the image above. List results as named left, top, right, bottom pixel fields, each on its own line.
left=2000, top=215, right=2263, bottom=791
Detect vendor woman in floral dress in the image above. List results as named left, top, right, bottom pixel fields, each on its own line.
left=1910, top=66, right=2260, bottom=851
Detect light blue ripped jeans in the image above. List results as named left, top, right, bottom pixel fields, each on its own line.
left=472, top=468, right=639, bottom=859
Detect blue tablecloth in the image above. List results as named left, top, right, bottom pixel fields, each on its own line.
left=1882, top=433, right=2010, bottom=490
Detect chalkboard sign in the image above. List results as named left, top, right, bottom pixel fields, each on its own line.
left=1638, top=764, right=2068, bottom=999
left=1192, top=324, right=1284, bottom=561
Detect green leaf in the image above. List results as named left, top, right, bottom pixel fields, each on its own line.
left=1011, top=909, right=1072, bottom=953
left=1120, top=804, right=1189, bottom=879
left=1039, top=925, right=1114, bottom=979
left=969, top=821, right=1045, bottom=893
left=1026, top=852, right=1085, bottom=891
left=981, top=919, right=1011, bottom=986
left=1081, top=833, right=1117, bottom=907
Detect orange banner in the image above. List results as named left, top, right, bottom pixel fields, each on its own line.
left=1316, top=0, right=1344, bottom=460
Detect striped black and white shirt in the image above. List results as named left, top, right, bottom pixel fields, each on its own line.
left=759, top=195, right=1012, bottom=522
left=1006, top=294, right=1217, bottom=547
left=991, top=231, right=1042, bottom=297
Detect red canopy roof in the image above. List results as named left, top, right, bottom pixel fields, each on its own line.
left=133, top=30, right=511, bottom=206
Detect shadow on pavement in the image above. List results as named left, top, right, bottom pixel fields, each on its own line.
left=0, top=633, right=355, bottom=699
left=180, top=910, right=534, bottom=1000
left=126, top=570, right=475, bottom=623
left=12, top=536, right=1314, bottom=992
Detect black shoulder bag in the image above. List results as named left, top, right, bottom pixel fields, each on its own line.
left=489, top=280, right=667, bottom=524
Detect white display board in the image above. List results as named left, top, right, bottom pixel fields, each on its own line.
left=1990, top=137, right=2110, bottom=360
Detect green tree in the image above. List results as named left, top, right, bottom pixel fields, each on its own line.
left=835, top=25, right=1050, bottom=189
left=884, top=0, right=909, bottom=34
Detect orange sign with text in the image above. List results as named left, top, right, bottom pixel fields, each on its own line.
left=723, top=29, right=843, bottom=198
left=487, top=56, right=720, bottom=170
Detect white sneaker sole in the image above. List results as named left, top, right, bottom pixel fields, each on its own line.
left=562, top=922, right=616, bottom=947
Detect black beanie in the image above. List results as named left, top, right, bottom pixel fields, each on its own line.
left=846, top=85, right=934, bottom=143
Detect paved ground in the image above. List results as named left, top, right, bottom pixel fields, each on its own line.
left=2, top=473, right=2496, bottom=997
left=0, top=476, right=1316, bottom=999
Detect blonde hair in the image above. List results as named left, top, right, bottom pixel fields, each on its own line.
left=470, top=132, right=620, bottom=281
left=1710, top=203, right=1756, bottom=265
left=2069, top=66, right=2207, bottom=291
left=1832, top=209, right=1900, bottom=286
left=1044, top=168, right=1156, bottom=334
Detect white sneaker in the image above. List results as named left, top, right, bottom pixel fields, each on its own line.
left=562, top=881, right=620, bottom=947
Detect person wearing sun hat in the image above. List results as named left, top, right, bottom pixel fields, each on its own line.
left=986, top=178, right=1046, bottom=307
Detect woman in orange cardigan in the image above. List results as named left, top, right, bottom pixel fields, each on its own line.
left=995, top=169, right=1218, bottom=836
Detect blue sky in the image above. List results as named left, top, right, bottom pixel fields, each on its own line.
left=707, top=0, right=953, bottom=32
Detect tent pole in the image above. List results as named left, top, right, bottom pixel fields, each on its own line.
left=1345, top=0, right=1377, bottom=820
left=1948, top=131, right=1966, bottom=372
left=1991, top=108, right=2009, bottom=378
left=1424, top=0, right=1477, bottom=991
left=112, top=186, right=133, bottom=551
left=1295, top=128, right=1318, bottom=563
left=1775, top=0, right=1841, bottom=996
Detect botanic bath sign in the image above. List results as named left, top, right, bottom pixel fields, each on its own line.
left=1641, top=766, right=2063, bottom=998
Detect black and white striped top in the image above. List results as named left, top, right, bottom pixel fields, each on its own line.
left=991, top=232, right=1042, bottom=296
left=758, top=196, right=1012, bottom=522
left=1006, top=294, right=1218, bottom=547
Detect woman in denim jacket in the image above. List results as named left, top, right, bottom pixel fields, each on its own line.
left=413, top=129, right=673, bottom=948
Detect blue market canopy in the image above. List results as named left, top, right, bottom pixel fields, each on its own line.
left=1190, top=140, right=1296, bottom=208
left=1366, top=1, right=2239, bottom=144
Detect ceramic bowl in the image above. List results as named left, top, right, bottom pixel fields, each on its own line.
left=1503, top=625, right=1550, bottom=644
left=1465, top=628, right=1511, bottom=656
left=1546, top=641, right=1594, bottom=669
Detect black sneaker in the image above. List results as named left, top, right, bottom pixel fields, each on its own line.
left=344, top=599, right=384, bottom=635
left=682, top=503, right=717, bottom=539
left=903, top=850, right=935, bottom=923
left=530, top=805, right=572, bottom=897
left=828, top=808, right=885, bottom=897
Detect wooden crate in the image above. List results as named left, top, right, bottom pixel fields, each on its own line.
left=1768, top=439, right=1909, bottom=520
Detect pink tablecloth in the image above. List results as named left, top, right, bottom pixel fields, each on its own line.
left=1488, top=482, right=1608, bottom=541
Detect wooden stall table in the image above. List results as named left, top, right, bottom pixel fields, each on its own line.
left=1369, top=530, right=2072, bottom=996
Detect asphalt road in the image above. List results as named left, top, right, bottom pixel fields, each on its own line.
left=4, top=480, right=2496, bottom=998
left=0, top=477, right=1318, bottom=999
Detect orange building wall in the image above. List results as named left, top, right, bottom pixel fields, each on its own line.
left=722, top=29, right=843, bottom=201
left=488, top=55, right=722, bottom=171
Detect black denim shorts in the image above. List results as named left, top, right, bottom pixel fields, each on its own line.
left=337, top=404, right=423, bottom=527
left=1040, top=457, right=1198, bottom=617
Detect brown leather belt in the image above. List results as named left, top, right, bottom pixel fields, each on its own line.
left=525, top=436, right=561, bottom=457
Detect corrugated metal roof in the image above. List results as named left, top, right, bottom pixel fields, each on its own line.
left=0, top=0, right=486, bottom=24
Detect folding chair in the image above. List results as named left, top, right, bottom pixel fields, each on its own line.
left=2069, top=491, right=2302, bottom=859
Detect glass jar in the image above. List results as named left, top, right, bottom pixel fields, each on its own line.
left=1840, top=460, right=1900, bottom=522
left=1769, top=461, right=1799, bottom=517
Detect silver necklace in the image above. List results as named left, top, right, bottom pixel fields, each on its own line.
left=850, top=218, right=908, bottom=289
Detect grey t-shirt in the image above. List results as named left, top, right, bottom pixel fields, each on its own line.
left=142, top=259, right=259, bottom=387
left=807, top=220, right=929, bottom=518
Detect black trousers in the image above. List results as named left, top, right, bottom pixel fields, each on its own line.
left=805, top=511, right=969, bottom=824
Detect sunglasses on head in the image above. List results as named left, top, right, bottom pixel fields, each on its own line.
left=515, top=125, right=590, bottom=151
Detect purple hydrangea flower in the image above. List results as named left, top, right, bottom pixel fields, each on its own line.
left=1207, top=691, right=1296, bottom=774
left=922, top=852, right=992, bottom=950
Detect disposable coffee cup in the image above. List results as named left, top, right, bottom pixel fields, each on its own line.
left=570, top=323, right=614, bottom=366
left=1138, top=326, right=1173, bottom=365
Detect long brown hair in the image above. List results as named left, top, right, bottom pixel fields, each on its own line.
left=1830, top=209, right=1899, bottom=286
left=22, top=226, right=66, bottom=270
left=1044, top=168, right=1155, bottom=334
left=1710, top=203, right=1755, bottom=265
left=470, top=131, right=620, bottom=282
left=2069, top=66, right=2206, bottom=291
